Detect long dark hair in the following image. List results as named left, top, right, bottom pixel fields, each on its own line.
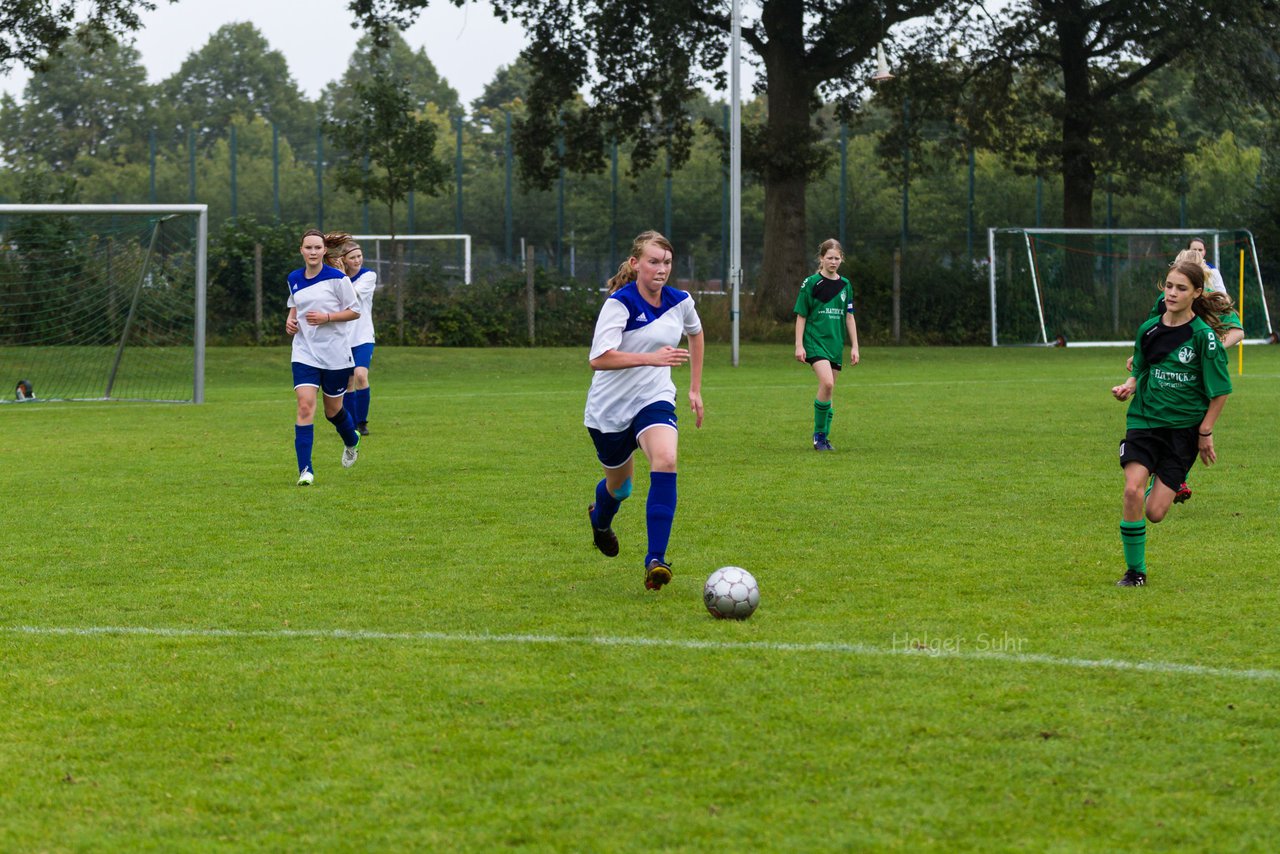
left=1169, top=259, right=1232, bottom=337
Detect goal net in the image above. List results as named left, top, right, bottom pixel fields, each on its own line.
left=987, top=228, right=1275, bottom=346
left=0, top=205, right=207, bottom=404
left=352, top=234, right=472, bottom=285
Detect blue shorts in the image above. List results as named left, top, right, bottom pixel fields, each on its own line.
left=587, top=401, right=678, bottom=469
left=352, top=342, right=375, bottom=369
left=292, top=362, right=352, bottom=398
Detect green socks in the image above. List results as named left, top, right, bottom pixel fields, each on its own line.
left=814, top=399, right=832, bottom=436
left=1120, top=520, right=1147, bottom=575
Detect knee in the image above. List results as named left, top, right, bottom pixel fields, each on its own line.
left=649, top=452, right=678, bottom=473
left=1123, top=483, right=1146, bottom=506
left=818, top=381, right=835, bottom=398
left=1147, top=506, right=1167, bottom=524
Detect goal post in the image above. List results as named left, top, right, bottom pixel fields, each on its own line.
left=352, top=234, right=472, bottom=285
left=0, top=204, right=208, bottom=403
left=987, top=227, right=1274, bottom=347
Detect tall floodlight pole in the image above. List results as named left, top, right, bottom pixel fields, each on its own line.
left=730, top=0, right=743, bottom=366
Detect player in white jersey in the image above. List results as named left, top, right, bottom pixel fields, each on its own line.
left=584, top=230, right=704, bottom=591
left=285, top=228, right=362, bottom=486
left=327, top=234, right=377, bottom=436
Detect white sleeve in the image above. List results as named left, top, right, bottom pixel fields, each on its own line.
left=354, top=271, right=377, bottom=298
left=1208, top=267, right=1227, bottom=295
left=338, top=277, right=360, bottom=313
left=682, top=296, right=703, bottom=337
left=589, top=300, right=628, bottom=360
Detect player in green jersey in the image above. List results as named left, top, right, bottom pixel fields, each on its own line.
left=1110, top=259, right=1233, bottom=587
left=794, top=239, right=860, bottom=451
left=1126, top=249, right=1243, bottom=504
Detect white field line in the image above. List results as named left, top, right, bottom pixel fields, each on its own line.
left=4, top=625, right=1278, bottom=683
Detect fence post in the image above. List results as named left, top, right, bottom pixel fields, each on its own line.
left=893, top=247, right=902, bottom=344
left=395, top=239, right=405, bottom=345
left=149, top=129, right=157, bottom=203
left=272, top=123, right=281, bottom=221
left=505, top=111, right=514, bottom=264
left=254, top=243, right=263, bottom=343
left=526, top=244, right=536, bottom=345
left=230, top=124, right=238, bottom=220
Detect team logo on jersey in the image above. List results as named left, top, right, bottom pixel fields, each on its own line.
left=1177, top=345, right=1197, bottom=365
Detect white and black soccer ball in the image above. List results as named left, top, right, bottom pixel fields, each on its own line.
left=703, top=566, right=760, bottom=620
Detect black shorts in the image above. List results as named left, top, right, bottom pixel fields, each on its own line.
left=805, top=356, right=842, bottom=372
left=1118, top=427, right=1199, bottom=490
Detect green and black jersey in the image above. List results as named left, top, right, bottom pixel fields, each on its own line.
left=1127, top=314, right=1232, bottom=429
left=794, top=273, right=854, bottom=365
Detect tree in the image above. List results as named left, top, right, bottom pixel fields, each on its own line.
left=0, top=0, right=165, bottom=74
left=327, top=69, right=451, bottom=341
left=321, top=30, right=459, bottom=126
left=0, top=32, right=152, bottom=170
left=352, top=0, right=956, bottom=321
left=897, top=0, right=1280, bottom=232
left=156, top=22, right=314, bottom=152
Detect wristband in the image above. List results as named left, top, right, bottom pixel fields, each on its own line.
left=326, top=313, right=331, bottom=323
left=1198, top=431, right=1212, bottom=437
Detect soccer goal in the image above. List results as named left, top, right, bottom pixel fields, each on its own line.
left=0, top=204, right=208, bottom=403
left=987, top=228, right=1275, bottom=347
left=353, top=234, right=472, bottom=285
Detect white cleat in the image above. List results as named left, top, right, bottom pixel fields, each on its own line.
left=297, top=468, right=314, bottom=486
left=341, top=437, right=359, bottom=468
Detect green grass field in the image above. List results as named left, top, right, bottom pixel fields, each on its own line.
left=3, top=344, right=1279, bottom=851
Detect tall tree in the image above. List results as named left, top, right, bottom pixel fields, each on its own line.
left=0, top=32, right=152, bottom=170
left=352, top=0, right=955, bottom=321
left=321, top=30, right=459, bottom=125
left=156, top=22, right=315, bottom=152
left=328, top=70, right=451, bottom=342
left=897, top=0, right=1280, bottom=231
left=0, top=0, right=166, bottom=74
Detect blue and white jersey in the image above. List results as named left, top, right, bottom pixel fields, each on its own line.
left=287, top=265, right=358, bottom=370
left=347, top=268, right=377, bottom=347
left=584, top=282, right=702, bottom=433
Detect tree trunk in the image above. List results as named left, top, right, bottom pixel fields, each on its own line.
left=1059, top=23, right=1097, bottom=299
left=754, top=0, right=816, bottom=323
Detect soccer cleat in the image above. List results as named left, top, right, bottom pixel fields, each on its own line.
left=644, top=558, right=673, bottom=591
left=1116, top=569, right=1147, bottom=587
left=813, top=432, right=833, bottom=451
left=357, top=421, right=370, bottom=437
left=588, top=505, right=620, bottom=557
left=297, top=468, right=314, bottom=486
left=1174, top=482, right=1192, bottom=504
left=341, top=434, right=360, bottom=468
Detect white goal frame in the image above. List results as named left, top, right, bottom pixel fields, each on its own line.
left=0, top=203, right=208, bottom=402
left=987, top=227, right=1274, bottom=347
left=353, top=233, right=472, bottom=285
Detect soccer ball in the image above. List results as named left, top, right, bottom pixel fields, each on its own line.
left=703, top=566, right=760, bottom=620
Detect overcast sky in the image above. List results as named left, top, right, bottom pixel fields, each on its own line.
left=0, top=0, right=531, bottom=108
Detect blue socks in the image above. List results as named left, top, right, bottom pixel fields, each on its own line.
left=645, top=471, right=677, bottom=567
left=294, top=424, right=314, bottom=473
left=592, top=478, right=622, bottom=529
left=326, top=407, right=360, bottom=448
left=354, top=387, right=370, bottom=424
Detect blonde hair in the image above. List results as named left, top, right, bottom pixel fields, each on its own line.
left=607, top=230, right=674, bottom=293
left=1173, top=248, right=1211, bottom=281
left=815, top=238, right=845, bottom=274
